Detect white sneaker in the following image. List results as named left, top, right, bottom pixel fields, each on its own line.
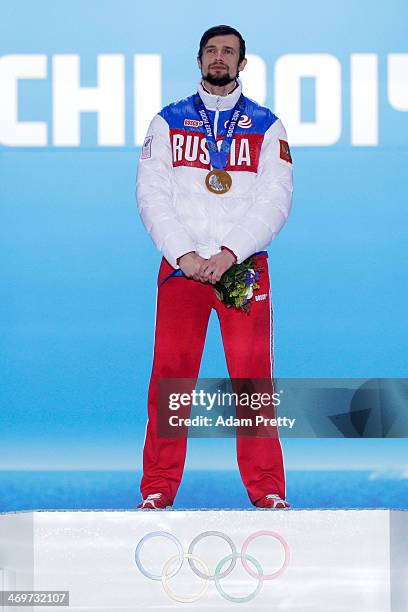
left=255, top=493, right=291, bottom=509
left=137, top=492, right=172, bottom=510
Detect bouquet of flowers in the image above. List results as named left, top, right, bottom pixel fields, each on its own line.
left=215, top=256, right=263, bottom=313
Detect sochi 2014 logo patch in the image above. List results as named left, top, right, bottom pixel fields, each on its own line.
left=224, top=114, right=253, bottom=130
left=279, top=139, right=292, bottom=163
left=238, top=114, right=252, bottom=128
left=141, top=135, right=153, bottom=159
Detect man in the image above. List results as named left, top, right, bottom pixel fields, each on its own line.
left=136, top=25, right=293, bottom=510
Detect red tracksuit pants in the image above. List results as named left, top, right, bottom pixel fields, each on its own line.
left=140, top=254, right=286, bottom=505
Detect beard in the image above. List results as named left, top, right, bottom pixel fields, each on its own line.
left=203, top=66, right=236, bottom=87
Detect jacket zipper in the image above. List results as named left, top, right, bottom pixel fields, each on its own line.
left=210, top=96, right=222, bottom=250
left=214, top=96, right=221, bottom=140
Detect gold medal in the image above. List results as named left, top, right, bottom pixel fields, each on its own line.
left=205, top=169, right=232, bottom=195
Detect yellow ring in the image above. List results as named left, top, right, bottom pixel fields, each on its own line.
left=161, top=553, right=210, bottom=603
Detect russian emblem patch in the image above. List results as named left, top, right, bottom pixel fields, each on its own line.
left=279, top=139, right=292, bottom=163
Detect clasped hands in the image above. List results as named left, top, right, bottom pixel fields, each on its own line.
left=178, top=250, right=236, bottom=284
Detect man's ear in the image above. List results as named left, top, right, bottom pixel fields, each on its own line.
left=238, top=57, right=247, bottom=72
left=197, top=57, right=202, bottom=70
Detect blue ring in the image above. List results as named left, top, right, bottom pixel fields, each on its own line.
left=135, top=531, right=184, bottom=581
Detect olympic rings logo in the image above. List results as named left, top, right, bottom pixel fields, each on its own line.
left=134, top=529, right=290, bottom=604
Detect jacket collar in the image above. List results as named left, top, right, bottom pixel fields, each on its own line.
left=197, top=78, right=242, bottom=111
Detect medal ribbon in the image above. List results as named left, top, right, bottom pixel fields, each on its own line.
left=194, top=93, right=245, bottom=170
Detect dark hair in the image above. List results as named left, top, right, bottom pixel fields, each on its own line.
left=198, top=25, right=246, bottom=64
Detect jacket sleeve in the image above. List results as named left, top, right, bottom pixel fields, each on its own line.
left=220, top=117, right=293, bottom=264
left=136, top=113, right=197, bottom=268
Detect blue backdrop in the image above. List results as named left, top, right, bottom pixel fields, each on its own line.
left=1, top=1, right=407, bottom=508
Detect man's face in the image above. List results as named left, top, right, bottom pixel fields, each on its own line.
left=198, top=34, right=246, bottom=86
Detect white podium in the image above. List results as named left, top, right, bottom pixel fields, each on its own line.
left=0, top=510, right=407, bottom=611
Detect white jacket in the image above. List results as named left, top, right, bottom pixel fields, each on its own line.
left=136, top=79, right=293, bottom=268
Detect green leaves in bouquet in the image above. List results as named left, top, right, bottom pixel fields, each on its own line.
left=214, top=256, right=263, bottom=313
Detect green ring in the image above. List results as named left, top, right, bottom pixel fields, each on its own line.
left=214, top=552, right=263, bottom=603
